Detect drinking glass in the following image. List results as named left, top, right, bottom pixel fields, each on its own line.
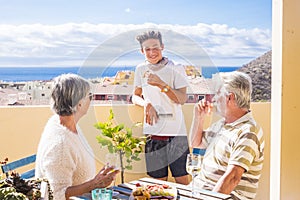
left=186, top=153, right=202, bottom=197
left=105, top=153, right=120, bottom=190
left=92, top=188, right=112, bottom=200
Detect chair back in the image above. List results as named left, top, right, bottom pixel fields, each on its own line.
left=1, top=154, right=36, bottom=179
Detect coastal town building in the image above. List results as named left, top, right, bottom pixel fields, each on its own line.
left=0, top=66, right=214, bottom=106
left=91, top=67, right=213, bottom=104
left=0, top=81, right=53, bottom=105
left=113, top=70, right=135, bottom=85
left=91, top=78, right=213, bottom=104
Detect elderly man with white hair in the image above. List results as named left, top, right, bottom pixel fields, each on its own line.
left=189, top=71, right=264, bottom=200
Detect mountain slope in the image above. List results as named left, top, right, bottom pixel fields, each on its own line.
left=238, top=50, right=271, bottom=102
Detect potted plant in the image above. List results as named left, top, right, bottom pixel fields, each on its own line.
left=0, top=157, right=53, bottom=199
left=94, top=109, right=146, bottom=183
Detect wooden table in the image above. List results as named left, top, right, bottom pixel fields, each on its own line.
left=71, top=177, right=232, bottom=200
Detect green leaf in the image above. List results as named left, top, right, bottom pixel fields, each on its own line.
left=134, top=149, right=142, bottom=154
left=94, top=122, right=106, bottom=130
left=132, top=157, right=141, bottom=161
left=115, top=124, right=124, bottom=131
left=101, top=129, right=112, bottom=138
left=125, top=146, right=132, bottom=153
left=96, top=136, right=111, bottom=146
left=109, top=109, right=114, bottom=120
left=125, top=165, right=133, bottom=170
left=126, top=128, right=132, bottom=137
left=108, top=145, right=114, bottom=153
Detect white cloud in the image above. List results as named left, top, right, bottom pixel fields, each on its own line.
left=0, top=23, right=271, bottom=67
left=125, top=8, right=131, bottom=13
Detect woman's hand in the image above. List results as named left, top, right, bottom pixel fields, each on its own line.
left=65, top=165, right=120, bottom=199
left=92, top=165, right=120, bottom=189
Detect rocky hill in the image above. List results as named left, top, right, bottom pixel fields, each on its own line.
left=238, top=50, right=271, bottom=102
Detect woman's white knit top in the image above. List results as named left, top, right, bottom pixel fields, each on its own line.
left=35, top=115, right=96, bottom=200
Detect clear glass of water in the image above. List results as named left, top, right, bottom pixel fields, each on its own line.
left=92, top=188, right=112, bottom=200
left=186, top=153, right=202, bottom=197
left=105, top=153, right=120, bottom=190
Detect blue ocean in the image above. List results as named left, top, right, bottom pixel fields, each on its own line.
left=0, top=66, right=240, bottom=82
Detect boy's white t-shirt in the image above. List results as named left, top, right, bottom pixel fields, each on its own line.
left=134, top=60, right=188, bottom=136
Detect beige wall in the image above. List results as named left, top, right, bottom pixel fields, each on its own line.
left=0, top=103, right=270, bottom=199
left=281, top=0, right=300, bottom=199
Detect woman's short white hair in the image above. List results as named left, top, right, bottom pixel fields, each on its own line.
left=51, top=73, right=90, bottom=116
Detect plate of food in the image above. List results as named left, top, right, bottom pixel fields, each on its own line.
left=130, top=183, right=177, bottom=200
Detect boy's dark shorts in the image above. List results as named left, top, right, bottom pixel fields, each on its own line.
left=145, top=135, right=189, bottom=178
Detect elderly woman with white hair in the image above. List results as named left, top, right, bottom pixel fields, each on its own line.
left=35, top=74, right=119, bottom=200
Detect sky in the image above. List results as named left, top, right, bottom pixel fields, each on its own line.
left=0, top=0, right=272, bottom=67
